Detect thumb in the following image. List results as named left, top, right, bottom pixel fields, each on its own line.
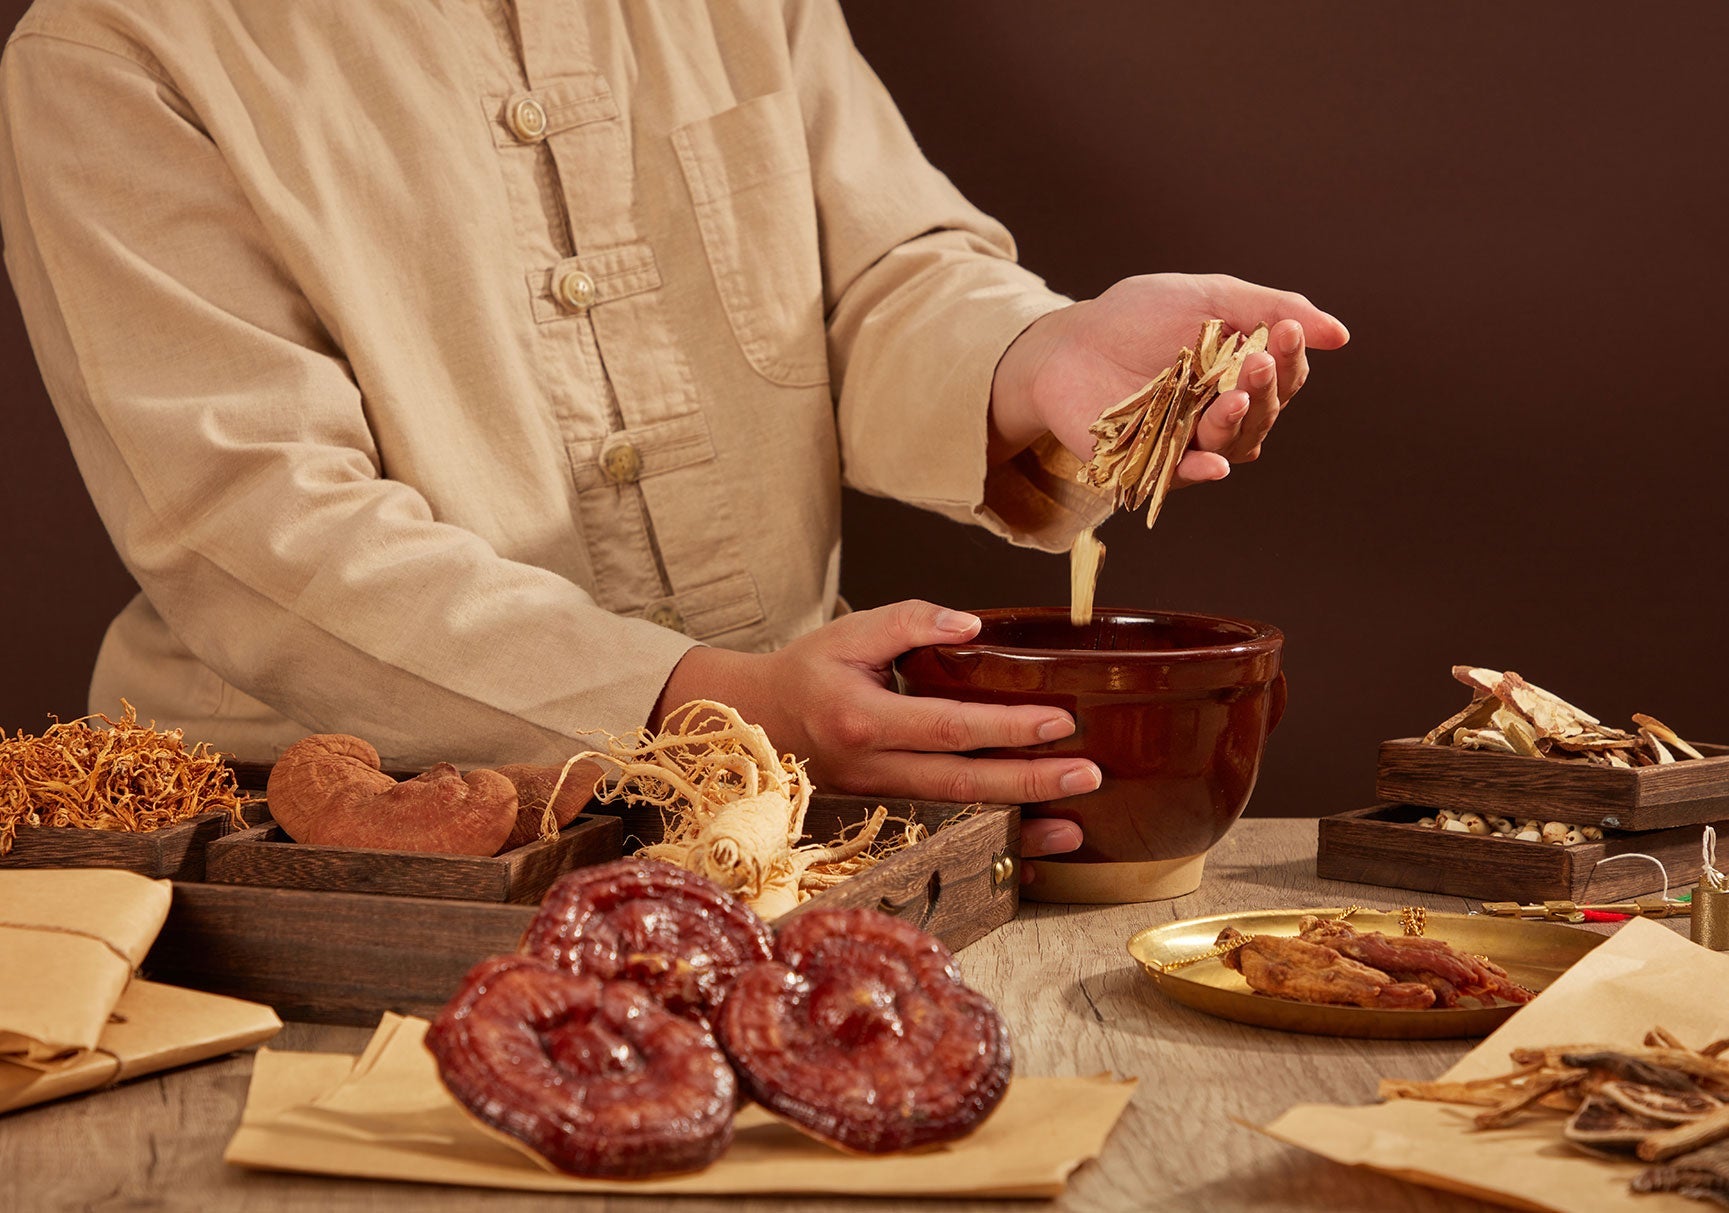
left=833, top=600, right=981, bottom=666
left=1206, top=275, right=1349, bottom=350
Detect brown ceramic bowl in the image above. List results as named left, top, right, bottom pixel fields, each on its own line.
left=896, top=608, right=1286, bottom=903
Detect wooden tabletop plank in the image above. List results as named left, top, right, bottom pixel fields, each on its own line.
left=0, top=819, right=1672, bottom=1212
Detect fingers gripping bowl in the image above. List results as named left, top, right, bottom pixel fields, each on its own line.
left=897, top=608, right=1286, bottom=903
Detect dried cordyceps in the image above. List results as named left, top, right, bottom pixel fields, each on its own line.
left=519, top=858, right=774, bottom=1019
left=1424, top=666, right=1705, bottom=768
left=1069, top=319, right=1270, bottom=625
left=715, top=906, right=1013, bottom=1154
left=425, top=954, right=736, bottom=1179
left=0, top=700, right=246, bottom=855
left=557, top=700, right=889, bottom=916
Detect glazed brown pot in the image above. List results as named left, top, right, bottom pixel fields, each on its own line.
left=896, top=608, right=1286, bottom=903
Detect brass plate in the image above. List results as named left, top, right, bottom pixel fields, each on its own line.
left=1126, top=907, right=1605, bottom=1039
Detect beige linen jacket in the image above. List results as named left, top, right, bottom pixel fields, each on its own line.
left=0, top=0, right=1105, bottom=767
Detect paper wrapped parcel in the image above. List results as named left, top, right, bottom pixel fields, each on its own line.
left=0, top=867, right=280, bottom=1114
left=0, top=868, right=171, bottom=1062
left=226, top=1013, right=1137, bottom=1198
left=1254, top=918, right=1727, bottom=1213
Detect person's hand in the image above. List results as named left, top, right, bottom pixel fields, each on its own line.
left=990, top=273, right=1349, bottom=485
left=655, top=600, right=1098, bottom=862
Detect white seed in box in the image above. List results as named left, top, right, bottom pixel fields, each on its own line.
left=1516, top=828, right=1542, bottom=841
left=1541, top=821, right=1571, bottom=844
left=1417, top=816, right=1436, bottom=828
left=1564, top=828, right=1586, bottom=845
left=1519, top=819, right=1542, bottom=832
left=1443, top=819, right=1471, bottom=833
left=1459, top=812, right=1490, bottom=835
left=1435, top=809, right=1459, bottom=825
left=1580, top=826, right=1605, bottom=841
left=1487, top=815, right=1513, bottom=832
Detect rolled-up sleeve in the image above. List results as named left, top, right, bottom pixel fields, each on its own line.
left=0, top=34, right=696, bottom=766
left=786, top=0, right=1111, bottom=553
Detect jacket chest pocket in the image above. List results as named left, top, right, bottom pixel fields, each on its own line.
left=672, top=90, right=828, bottom=388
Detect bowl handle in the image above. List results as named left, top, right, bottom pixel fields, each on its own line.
left=1267, top=671, right=1289, bottom=735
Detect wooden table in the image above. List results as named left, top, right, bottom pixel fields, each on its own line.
left=1, top=818, right=1676, bottom=1212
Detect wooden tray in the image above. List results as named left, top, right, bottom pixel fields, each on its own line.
left=205, top=814, right=622, bottom=904
left=144, top=795, right=1020, bottom=1025
left=1377, top=738, right=1729, bottom=830
left=1317, top=803, right=1725, bottom=902
left=0, top=809, right=235, bottom=880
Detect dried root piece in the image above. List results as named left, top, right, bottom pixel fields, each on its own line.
left=425, top=955, right=735, bottom=1178
left=1069, top=321, right=1268, bottom=620
left=1422, top=669, right=1705, bottom=767
left=0, top=700, right=248, bottom=855
left=559, top=701, right=890, bottom=916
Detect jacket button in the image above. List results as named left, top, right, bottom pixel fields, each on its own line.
left=556, top=268, right=596, bottom=312
left=646, top=603, right=686, bottom=633
left=601, top=441, right=642, bottom=484
left=507, top=97, right=548, bottom=142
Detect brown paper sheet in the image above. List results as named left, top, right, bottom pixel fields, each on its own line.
left=0, top=869, right=172, bottom=1062
left=227, top=1013, right=1136, bottom=1198
left=1, top=977, right=282, bottom=1114
left=1255, top=918, right=1728, bottom=1213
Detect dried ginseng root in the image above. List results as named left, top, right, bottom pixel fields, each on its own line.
left=556, top=700, right=889, bottom=916
left=716, top=907, right=1013, bottom=1154
left=519, top=857, right=774, bottom=1020
left=425, top=955, right=736, bottom=1179
left=0, top=699, right=246, bottom=855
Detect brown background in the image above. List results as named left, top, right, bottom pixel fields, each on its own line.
left=3, top=2, right=1725, bottom=816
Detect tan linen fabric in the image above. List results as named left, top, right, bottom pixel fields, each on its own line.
left=0, top=0, right=1108, bottom=768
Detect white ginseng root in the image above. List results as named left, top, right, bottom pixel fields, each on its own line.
left=548, top=700, right=890, bottom=917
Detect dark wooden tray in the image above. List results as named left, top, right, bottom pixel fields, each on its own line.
left=1317, top=803, right=1725, bottom=902
left=0, top=809, right=235, bottom=880
left=1377, top=738, right=1729, bottom=831
left=145, top=795, right=1019, bottom=1025
left=204, top=813, right=622, bottom=904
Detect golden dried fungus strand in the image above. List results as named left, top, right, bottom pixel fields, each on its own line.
left=0, top=701, right=247, bottom=855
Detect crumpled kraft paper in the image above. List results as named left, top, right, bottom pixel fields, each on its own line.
left=0, top=978, right=282, bottom=1114
left=0, top=868, right=171, bottom=1062
left=227, top=1013, right=1136, bottom=1198
left=1255, top=917, right=1728, bottom=1213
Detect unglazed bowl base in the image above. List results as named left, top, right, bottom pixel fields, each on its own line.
left=1022, top=853, right=1207, bottom=904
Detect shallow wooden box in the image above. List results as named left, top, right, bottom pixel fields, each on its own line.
left=1377, top=738, right=1729, bottom=830
left=0, top=809, right=236, bottom=881
left=144, top=795, right=1019, bottom=1025
left=205, top=813, right=622, bottom=904
left=1317, top=803, right=1726, bottom=902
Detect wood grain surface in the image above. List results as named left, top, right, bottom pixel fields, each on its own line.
left=0, top=808, right=231, bottom=881
left=204, top=814, right=623, bottom=904
left=1318, top=804, right=1723, bottom=902
left=1377, top=739, right=1729, bottom=830
left=2, top=819, right=1682, bottom=1213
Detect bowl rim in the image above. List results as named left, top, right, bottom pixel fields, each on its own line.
left=921, top=606, right=1284, bottom=663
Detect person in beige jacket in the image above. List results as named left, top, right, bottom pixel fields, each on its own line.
left=0, top=0, right=1345, bottom=864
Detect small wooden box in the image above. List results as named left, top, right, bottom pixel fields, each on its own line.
left=204, top=813, right=622, bottom=904
left=1317, top=803, right=1725, bottom=902
left=0, top=809, right=235, bottom=881
left=144, top=795, right=1019, bottom=1025
left=1377, top=738, right=1729, bottom=830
